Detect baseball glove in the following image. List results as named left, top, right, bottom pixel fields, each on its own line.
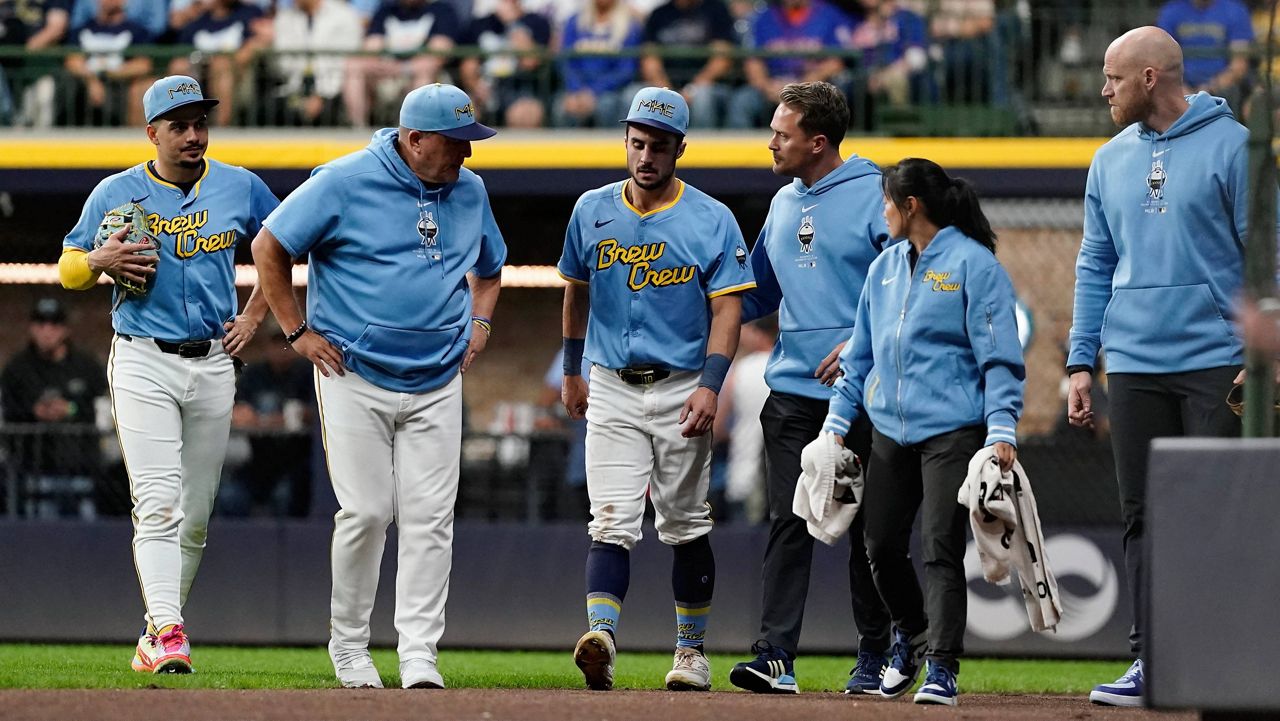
left=1226, top=382, right=1280, bottom=417
left=94, top=202, right=156, bottom=295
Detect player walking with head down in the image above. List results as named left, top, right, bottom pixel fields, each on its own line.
left=59, top=75, right=279, bottom=674
left=559, top=86, right=755, bottom=692
left=252, top=83, right=505, bottom=691
left=730, top=80, right=894, bottom=696
left=823, top=158, right=1024, bottom=706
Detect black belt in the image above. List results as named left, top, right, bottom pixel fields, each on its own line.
left=119, top=334, right=213, bottom=358
left=616, top=367, right=671, bottom=385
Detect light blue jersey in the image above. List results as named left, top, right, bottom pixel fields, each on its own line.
left=558, top=179, right=755, bottom=371
left=823, top=227, right=1025, bottom=448
left=265, top=127, right=507, bottom=394
left=64, top=159, right=279, bottom=342
left=742, top=156, right=891, bottom=400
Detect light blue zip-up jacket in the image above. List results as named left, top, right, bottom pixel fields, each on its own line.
left=823, top=226, right=1025, bottom=447
left=742, top=155, right=891, bottom=399
left=1069, top=92, right=1249, bottom=374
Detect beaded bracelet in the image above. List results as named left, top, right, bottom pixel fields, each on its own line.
left=285, top=320, right=308, bottom=344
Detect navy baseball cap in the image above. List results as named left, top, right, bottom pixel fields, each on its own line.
left=622, top=86, right=689, bottom=137
left=143, top=75, right=219, bottom=123
left=31, top=297, right=67, bottom=324
left=399, top=83, right=496, bottom=141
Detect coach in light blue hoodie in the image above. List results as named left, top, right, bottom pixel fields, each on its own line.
left=822, top=158, right=1023, bottom=706
left=1066, top=28, right=1250, bottom=709
left=730, top=81, right=894, bottom=697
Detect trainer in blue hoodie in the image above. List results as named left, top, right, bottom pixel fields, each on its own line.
left=730, top=81, right=893, bottom=697
left=250, top=83, right=506, bottom=692
left=1067, top=28, right=1249, bottom=709
left=823, top=158, right=1023, bottom=707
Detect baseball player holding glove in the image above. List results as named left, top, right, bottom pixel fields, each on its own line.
left=60, top=75, right=279, bottom=673
left=559, top=87, right=755, bottom=692
left=251, top=84, right=505, bottom=691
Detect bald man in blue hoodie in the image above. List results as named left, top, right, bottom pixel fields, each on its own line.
left=729, top=81, right=893, bottom=696
left=1067, top=27, right=1247, bottom=707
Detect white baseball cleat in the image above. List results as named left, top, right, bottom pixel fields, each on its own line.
left=329, top=639, right=384, bottom=689
left=665, top=646, right=712, bottom=691
left=574, top=630, right=616, bottom=691
left=400, top=658, right=445, bottom=689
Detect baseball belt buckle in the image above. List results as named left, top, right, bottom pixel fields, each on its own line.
left=176, top=340, right=212, bottom=358
left=617, top=367, right=670, bottom=385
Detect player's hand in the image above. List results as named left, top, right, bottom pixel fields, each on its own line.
left=462, top=323, right=489, bottom=373
left=562, top=374, right=589, bottom=420
left=1066, top=370, right=1094, bottom=429
left=993, top=441, right=1017, bottom=474
left=292, top=329, right=345, bottom=378
left=222, top=315, right=259, bottom=357
left=679, top=386, right=717, bottom=438
left=815, top=341, right=846, bottom=386
left=88, top=223, right=158, bottom=284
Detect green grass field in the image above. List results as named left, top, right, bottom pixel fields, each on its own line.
left=0, top=645, right=1129, bottom=694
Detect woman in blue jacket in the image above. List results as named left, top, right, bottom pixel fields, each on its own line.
left=822, top=158, right=1024, bottom=706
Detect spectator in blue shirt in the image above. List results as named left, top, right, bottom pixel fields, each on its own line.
left=169, top=0, right=270, bottom=126
left=1158, top=0, right=1252, bottom=108
left=343, top=0, right=463, bottom=128
left=63, top=0, right=155, bottom=125
left=552, top=0, right=643, bottom=128
left=640, top=0, right=737, bottom=128
left=845, top=0, right=929, bottom=128
left=69, top=0, right=166, bottom=40
left=459, top=0, right=552, bottom=127
left=726, top=0, right=853, bottom=129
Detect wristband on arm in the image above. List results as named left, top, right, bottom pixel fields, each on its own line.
left=563, top=337, right=586, bottom=376
left=1065, top=364, right=1093, bottom=376
left=699, top=353, right=732, bottom=394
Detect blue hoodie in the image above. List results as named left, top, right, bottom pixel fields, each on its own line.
left=823, top=227, right=1025, bottom=448
left=1069, top=92, right=1249, bottom=374
left=264, top=127, right=507, bottom=393
left=742, top=156, right=891, bottom=399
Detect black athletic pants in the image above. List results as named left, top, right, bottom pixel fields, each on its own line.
left=757, top=391, right=891, bottom=657
left=862, top=424, right=986, bottom=673
left=1107, top=366, right=1241, bottom=655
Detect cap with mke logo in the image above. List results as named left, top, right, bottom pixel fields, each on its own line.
left=621, top=86, right=688, bottom=137
left=143, top=75, right=219, bottom=123
left=399, top=83, right=496, bottom=141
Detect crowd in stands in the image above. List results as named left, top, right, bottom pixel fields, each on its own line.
left=5, top=0, right=1277, bottom=130
left=1, top=0, right=1042, bottom=128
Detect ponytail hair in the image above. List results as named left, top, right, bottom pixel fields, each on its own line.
left=882, top=158, right=997, bottom=253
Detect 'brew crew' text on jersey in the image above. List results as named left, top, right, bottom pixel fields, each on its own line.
left=557, top=179, right=756, bottom=371
left=64, top=160, right=279, bottom=342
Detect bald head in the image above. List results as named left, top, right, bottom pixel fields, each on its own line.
left=1106, top=26, right=1185, bottom=87
left=1102, top=26, right=1192, bottom=131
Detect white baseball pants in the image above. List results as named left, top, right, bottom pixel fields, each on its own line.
left=107, top=334, right=235, bottom=630
left=584, top=366, right=714, bottom=550
left=316, top=369, right=462, bottom=665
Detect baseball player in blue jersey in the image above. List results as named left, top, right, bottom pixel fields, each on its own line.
left=730, top=81, right=893, bottom=696
left=59, top=75, right=279, bottom=674
left=824, top=158, right=1024, bottom=706
left=251, top=83, right=505, bottom=691
left=559, top=86, right=755, bottom=692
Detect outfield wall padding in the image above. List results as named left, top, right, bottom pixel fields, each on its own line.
left=0, top=519, right=1130, bottom=658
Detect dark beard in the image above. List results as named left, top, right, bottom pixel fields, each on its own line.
left=632, top=169, right=674, bottom=191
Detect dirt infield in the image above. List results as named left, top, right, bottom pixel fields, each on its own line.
left=0, top=689, right=1200, bottom=721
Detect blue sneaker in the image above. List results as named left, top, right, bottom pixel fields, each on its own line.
left=729, top=640, right=798, bottom=694
left=879, top=628, right=927, bottom=698
left=1090, top=659, right=1144, bottom=707
left=913, top=662, right=958, bottom=706
left=844, top=650, right=887, bottom=695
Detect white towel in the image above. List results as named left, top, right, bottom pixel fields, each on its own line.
left=958, top=447, right=1062, bottom=632
left=793, top=432, right=862, bottom=546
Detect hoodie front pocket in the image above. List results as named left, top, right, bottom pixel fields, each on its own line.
left=1101, top=284, right=1233, bottom=354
